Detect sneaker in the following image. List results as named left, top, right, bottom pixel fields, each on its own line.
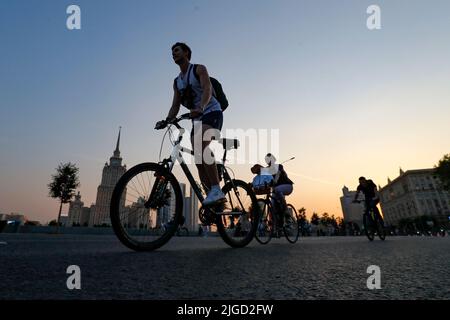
left=202, top=188, right=227, bottom=206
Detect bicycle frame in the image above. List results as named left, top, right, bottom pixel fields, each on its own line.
left=258, top=190, right=291, bottom=225
left=154, top=115, right=239, bottom=211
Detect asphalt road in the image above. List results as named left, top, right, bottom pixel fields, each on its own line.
left=1, top=234, right=449, bottom=300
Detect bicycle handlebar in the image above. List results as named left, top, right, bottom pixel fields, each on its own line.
left=155, top=112, right=192, bottom=130
left=172, top=112, right=192, bottom=124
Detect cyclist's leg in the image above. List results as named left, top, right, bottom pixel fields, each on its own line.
left=363, top=201, right=370, bottom=225
left=371, top=198, right=384, bottom=226
left=201, top=125, right=221, bottom=186
left=273, top=184, right=293, bottom=210
left=191, top=112, right=224, bottom=204
left=364, top=200, right=371, bottom=216
left=272, top=184, right=293, bottom=226
left=191, top=123, right=219, bottom=189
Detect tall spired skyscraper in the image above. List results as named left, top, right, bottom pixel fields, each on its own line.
left=90, top=128, right=126, bottom=226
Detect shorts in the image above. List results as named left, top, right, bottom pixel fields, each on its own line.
left=191, top=111, right=223, bottom=137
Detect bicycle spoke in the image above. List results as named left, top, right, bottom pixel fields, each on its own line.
left=217, top=180, right=257, bottom=247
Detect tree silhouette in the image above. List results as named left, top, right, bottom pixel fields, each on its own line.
left=297, top=207, right=308, bottom=224
left=310, top=212, right=320, bottom=225
left=48, top=162, right=80, bottom=233
left=330, top=214, right=338, bottom=228
left=435, top=154, right=450, bottom=191
left=320, top=212, right=330, bottom=226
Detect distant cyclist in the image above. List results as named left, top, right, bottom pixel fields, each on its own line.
left=353, top=176, right=384, bottom=226
left=155, top=42, right=225, bottom=206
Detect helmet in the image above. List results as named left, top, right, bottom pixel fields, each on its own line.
left=265, top=153, right=277, bottom=166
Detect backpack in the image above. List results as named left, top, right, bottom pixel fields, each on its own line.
left=181, top=64, right=229, bottom=111
left=252, top=174, right=274, bottom=195
left=208, top=76, right=229, bottom=111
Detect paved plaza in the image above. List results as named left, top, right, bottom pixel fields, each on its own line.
left=1, top=234, right=449, bottom=300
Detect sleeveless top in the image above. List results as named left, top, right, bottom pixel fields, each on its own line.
left=175, top=64, right=222, bottom=120
left=273, top=164, right=294, bottom=187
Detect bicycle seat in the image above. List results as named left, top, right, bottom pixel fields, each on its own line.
left=219, top=138, right=240, bottom=150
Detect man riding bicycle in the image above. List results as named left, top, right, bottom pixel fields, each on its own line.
left=155, top=42, right=226, bottom=206
left=353, top=176, right=384, bottom=226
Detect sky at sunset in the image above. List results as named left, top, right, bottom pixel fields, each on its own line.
left=1, top=0, right=450, bottom=223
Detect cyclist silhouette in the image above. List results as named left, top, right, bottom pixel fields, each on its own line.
left=156, top=42, right=225, bottom=206
left=353, top=176, right=384, bottom=226
left=252, top=153, right=294, bottom=217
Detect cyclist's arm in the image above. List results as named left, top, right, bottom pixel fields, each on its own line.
left=196, top=64, right=213, bottom=111
left=167, top=82, right=181, bottom=120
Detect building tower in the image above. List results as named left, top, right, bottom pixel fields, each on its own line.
left=90, top=128, right=127, bottom=226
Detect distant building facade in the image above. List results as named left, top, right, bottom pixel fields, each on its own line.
left=0, top=213, right=27, bottom=225
left=68, top=192, right=91, bottom=226
left=379, top=168, right=450, bottom=227
left=340, top=186, right=364, bottom=228
left=184, top=185, right=200, bottom=232
left=90, top=129, right=126, bottom=227
left=59, top=215, right=69, bottom=227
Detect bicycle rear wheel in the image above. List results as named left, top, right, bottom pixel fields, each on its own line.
left=110, top=162, right=183, bottom=251
left=215, top=179, right=260, bottom=248
left=284, top=204, right=300, bottom=243
left=255, top=199, right=275, bottom=245
left=363, top=213, right=375, bottom=241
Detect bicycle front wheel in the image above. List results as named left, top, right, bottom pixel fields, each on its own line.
left=284, top=204, right=300, bottom=243
left=255, top=199, right=275, bottom=245
left=215, top=179, right=260, bottom=248
left=110, top=162, right=183, bottom=251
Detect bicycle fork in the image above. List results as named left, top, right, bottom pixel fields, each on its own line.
left=145, top=171, right=169, bottom=209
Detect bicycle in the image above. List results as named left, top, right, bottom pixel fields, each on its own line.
left=254, top=187, right=300, bottom=244
left=110, top=112, right=260, bottom=251
left=353, top=199, right=386, bottom=241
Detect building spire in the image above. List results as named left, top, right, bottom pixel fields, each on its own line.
left=113, top=126, right=121, bottom=157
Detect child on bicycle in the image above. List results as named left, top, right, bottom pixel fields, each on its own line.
left=252, top=153, right=294, bottom=221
